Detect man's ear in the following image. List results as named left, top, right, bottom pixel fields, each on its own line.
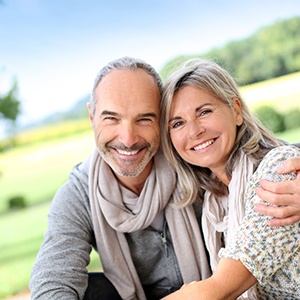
left=87, top=102, right=93, bottom=126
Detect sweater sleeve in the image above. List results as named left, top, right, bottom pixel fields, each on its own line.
left=219, top=146, right=300, bottom=288
left=29, top=161, right=96, bottom=300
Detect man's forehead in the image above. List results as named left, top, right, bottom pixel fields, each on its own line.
left=94, top=69, right=160, bottom=116
left=95, top=69, right=160, bottom=101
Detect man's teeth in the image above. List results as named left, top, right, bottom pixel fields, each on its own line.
left=194, top=139, right=214, bottom=150
left=117, top=149, right=139, bottom=155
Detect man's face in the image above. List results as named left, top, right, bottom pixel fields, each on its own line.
left=89, top=69, right=160, bottom=179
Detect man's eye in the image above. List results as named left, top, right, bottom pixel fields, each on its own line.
left=138, top=118, right=152, bottom=124
left=104, top=116, right=117, bottom=120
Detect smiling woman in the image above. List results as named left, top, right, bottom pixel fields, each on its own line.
left=168, top=86, right=243, bottom=185
left=160, top=58, right=300, bottom=300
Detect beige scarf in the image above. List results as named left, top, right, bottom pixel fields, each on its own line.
left=89, top=148, right=211, bottom=300
left=202, top=151, right=257, bottom=299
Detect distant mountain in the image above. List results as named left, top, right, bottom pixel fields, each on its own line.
left=42, top=95, right=89, bottom=124
left=20, top=95, right=90, bottom=132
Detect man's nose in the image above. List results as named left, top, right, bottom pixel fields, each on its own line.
left=118, top=123, right=139, bottom=147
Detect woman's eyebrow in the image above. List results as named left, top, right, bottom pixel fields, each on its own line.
left=169, top=115, right=181, bottom=123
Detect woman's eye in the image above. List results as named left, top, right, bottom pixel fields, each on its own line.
left=172, top=121, right=183, bottom=129
left=198, top=109, right=212, bottom=117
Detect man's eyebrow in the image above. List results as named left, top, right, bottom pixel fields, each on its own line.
left=100, top=110, right=119, bottom=116
left=137, top=112, right=158, bottom=119
left=100, top=111, right=158, bottom=119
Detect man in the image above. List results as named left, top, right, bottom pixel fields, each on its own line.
left=30, top=57, right=300, bottom=300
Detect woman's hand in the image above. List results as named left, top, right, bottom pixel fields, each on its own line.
left=161, top=259, right=256, bottom=300
left=254, top=158, right=300, bottom=226
left=161, top=281, right=200, bottom=300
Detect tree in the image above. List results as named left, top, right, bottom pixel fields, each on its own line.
left=0, top=80, right=20, bottom=123
left=0, top=0, right=20, bottom=128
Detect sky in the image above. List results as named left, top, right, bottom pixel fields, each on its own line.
left=1, top=0, right=300, bottom=131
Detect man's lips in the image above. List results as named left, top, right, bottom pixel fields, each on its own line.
left=116, top=149, right=139, bottom=156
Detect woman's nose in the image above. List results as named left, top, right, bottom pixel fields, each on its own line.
left=188, top=121, right=205, bottom=139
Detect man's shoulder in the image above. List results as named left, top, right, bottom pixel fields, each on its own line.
left=69, top=152, right=92, bottom=184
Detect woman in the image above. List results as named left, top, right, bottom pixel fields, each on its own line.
left=160, top=58, right=300, bottom=299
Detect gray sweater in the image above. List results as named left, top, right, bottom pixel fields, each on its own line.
left=29, top=154, right=206, bottom=299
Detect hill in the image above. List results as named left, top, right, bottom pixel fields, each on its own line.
left=159, top=16, right=300, bottom=84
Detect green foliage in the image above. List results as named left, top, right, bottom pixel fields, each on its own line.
left=159, top=16, right=300, bottom=84
left=8, top=195, right=27, bottom=210
left=283, top=109, right=300, bottom=130
left=254, top=105, right=285, bottom=133
left=0, top=80, right=20, bottom=121
left=276, top=127, right=300, bottom=144
left=159, top=54, right=198, bottom=83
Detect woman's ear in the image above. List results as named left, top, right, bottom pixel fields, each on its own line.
left=233, top=98, right=243, bottom=126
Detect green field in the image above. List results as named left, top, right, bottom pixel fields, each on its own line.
left=0, top=200, right=102, bottom=298
left=240, top=71, right=300, bottom=112
left=0, top=131, right=94, bottom=212
left=0, top=72, right=300, bottom=299
left=0, top=132, right=101, bottom=299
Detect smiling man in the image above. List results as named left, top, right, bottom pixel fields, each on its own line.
left=29, top=57, right=211, bottom=300
left=88, top=68, right=160, bottom=189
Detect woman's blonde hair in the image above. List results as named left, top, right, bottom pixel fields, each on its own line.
left=160, top=58, right=282, bottom=207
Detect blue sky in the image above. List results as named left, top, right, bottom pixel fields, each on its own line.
left=1, top=0, right=300, bottom=129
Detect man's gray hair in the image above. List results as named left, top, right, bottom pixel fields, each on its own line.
left=90, top=57, right=163, bottom=115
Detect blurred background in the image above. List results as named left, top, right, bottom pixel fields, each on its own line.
left=1, top=0, right=300, bottom=299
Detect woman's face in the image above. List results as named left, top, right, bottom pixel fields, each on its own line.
left=168, top=85, right=243, bottom=184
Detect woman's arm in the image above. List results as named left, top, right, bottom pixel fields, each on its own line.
left=162, top=146, right=300, bottom=300
left=162, top=259, right=256, bottom=300
left=254, top=157, right=300, bottom=226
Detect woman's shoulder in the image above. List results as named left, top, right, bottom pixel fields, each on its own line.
left=258, top=145, right=300, bottom=173
left=265, top=144, right=300, bottom=157
left=246, top=145, right=299, bottom=191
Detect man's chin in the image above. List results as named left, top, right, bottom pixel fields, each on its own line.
left=112, top=167, right=144, bottom=178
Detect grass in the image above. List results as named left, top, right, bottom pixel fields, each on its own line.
left=0, top=130, right=102, bottom=298
left=0, top=201, right=102, bottom=298
left=0, top=131, right=94, bottom=213
left=0, top=202, right=50, bottom=297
